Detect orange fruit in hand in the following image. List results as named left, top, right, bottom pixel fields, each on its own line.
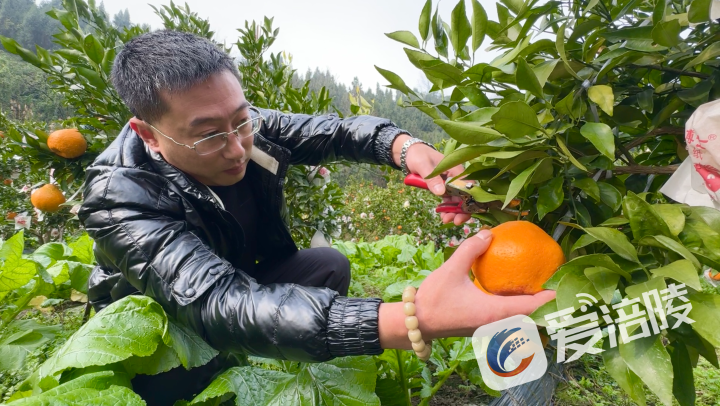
left=47, top=128, right=87, bottom=159
left=31, top=184, right=66, bottom=212
left=472, top=221, right=565, bottom=296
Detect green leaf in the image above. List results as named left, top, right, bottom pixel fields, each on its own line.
left=598, top=183, right=622, bottom=211
left=622, top=191, right=674, bottom=240
left=529, top=299, right=557, bottom=327
left=492, top=101, right=543, bottom=138
left=457, top=107, right=499, bottom=124
left=572, top=234, right=599, bottom=251
left=537, top=177, right=564, bottom=220
left=516, top=59, right=544, bottom=98
left=450, top=0, right=472, bottom=59
left=599, top=217, right=630, bottom=226
left=68, top=233, right=95, bottom=265
left=426, top=146, right=495, bottom=178
left=584, top=267, right=620, bottom=304
left=684, top=42, right=720, bottom=70
left=603, top=343, right=646, bottom=406
left=0, top=232, right=37, bottom=293
left=601, top=26, right=654, bottom=41
left=619, top=335, right=674, bottom=406
left=638, top=88, right=654, bottom=113
left=625, top=276, right=667, bottom=302
left=574, top=178, right=601, bottom=202
left=471, top=0, right=488, bottom=52
left=667, top=318, right=719, bottom=368
left=419, top=0, right=432, bottom=41
left=46, top=262, right=70, bottom=285
left=652, top=96, right=685, bottom=129
left=669, top=343, right=696, bottom=406
left=190, top=357, right=380, bottom=406
left=650, top=260, right=701, bottom=291
left=579, top=122, right=615, bottom=160
left=458, top=85, right=491, bottom=107
left=653, top=204, right=686, bottom=236
left=375, top=66, right=416, bottom=96
left=83, top=33, right=104, bottom=64
left=587, top=85, right=614, bottom=116
left=465, top=185, right=505, bottom=203
left=639, top=235, right=701, bottom=270
left=432, top=7, right=449, bottom=59
left=545, top=254, right=631, bottom=290
left=689, top=0, right=712, bottom=22
left=167, top=319, right=219, bottom=369
left=121, top=342, right=181, bottom=376
left=652, top=19, right=681, bottom=48
left=38, top=296, right=168, bottom=379
left=556, top=136, right=589, bottom=172
left=532, top=59, right=559, bottom=88
left=653, top=0, right=667, bottom=24
left=434, top=120, right=502, bottom=145
left=385, top=31, right=420, bottom=49
left=555, top=23, right=581, bottom=80
left=678, top=79, right=713, bottom=108
left=686, top=292, right=720, bottom=347
left=584, top=227, right=640, bottom=263
left=503, top=158, right=547, bottom=209
left=556, top=272, right=601, bottom=312
left=7, top=371, right=143, bottom=406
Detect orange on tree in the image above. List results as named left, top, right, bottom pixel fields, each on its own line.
left=3, top=179, right=11, bottom=185
left=31, top=184, right=66, bottom=212
left=6, top=212, right=17, bottom=220
left=472, top=221, right=565, bottom=296
left=47, top=128, right=87, bottom=159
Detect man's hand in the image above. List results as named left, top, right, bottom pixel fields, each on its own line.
left=391, top=134, right=471, bottom=225
left=416, top=230, right=556, bottom=339
left=377, top=230, right=556, bottom=350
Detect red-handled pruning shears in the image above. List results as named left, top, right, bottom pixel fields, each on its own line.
left=404, top=174, right=527, bottom=215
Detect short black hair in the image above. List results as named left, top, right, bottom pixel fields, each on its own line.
left=111, top=30, right=240, bottom=123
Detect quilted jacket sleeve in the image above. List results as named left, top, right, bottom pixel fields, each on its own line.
left=256, top=108, right=409, bottom=169
left=78, top=166, right=383, bottom=362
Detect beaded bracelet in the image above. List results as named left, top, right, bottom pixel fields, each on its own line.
left=402, top=286, right=432, bottom=361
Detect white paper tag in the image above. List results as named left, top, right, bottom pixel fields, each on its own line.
left=250, top=148, right=279, bottom=175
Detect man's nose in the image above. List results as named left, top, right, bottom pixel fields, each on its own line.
left=222, top=133, right=246, bottom=158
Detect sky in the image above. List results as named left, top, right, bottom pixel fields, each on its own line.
left=100, top=0, right=503, bottom=92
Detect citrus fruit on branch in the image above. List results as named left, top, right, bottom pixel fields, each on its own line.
left=31, top=184, right=66, bottom=213
left=47, top=128, right=87, bottom=159
left=472, top=221, right=565, bottom=296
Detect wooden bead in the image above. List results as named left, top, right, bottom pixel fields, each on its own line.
left=417, top=346, right=431, bottom=360
left=403, top=285, right=417, bottom=296
left=407, top=329, right=422, bottom=343
left=403, top=302, right=416, bottom=316
left=405, top=316, right=418, bottom=330
left=412, top=340, right=426, bottom=353
left=402, top=289, right=416, bottom=303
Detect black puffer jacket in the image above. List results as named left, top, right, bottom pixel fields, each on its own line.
left=78, top=108, right=409, bottom=362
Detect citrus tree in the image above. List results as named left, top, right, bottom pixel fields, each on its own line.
left=0, top=0, right=345, bottom=248
left=376, top=0, right=720, bottom=404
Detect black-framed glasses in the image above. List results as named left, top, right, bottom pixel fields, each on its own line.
left=148, top=109, right=264, bottom=156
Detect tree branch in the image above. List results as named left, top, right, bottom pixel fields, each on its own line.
left=625, top=127, right=684, bottom=150
left=629, top=64, right=710, bottom=79
left=612, top=165, right=679, bottom=175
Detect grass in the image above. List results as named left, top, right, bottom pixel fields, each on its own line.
left=0, top=305, right=87, bottom=403
left=555, top=350, right=720, bottom=406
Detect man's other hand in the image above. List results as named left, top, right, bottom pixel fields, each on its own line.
left=392, top=134, right=471, bottom=225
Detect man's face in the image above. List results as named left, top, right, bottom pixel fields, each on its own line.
left=133, top=70, right=254, bottom=187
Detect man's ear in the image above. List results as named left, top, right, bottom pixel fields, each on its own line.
left=130, top=117, right=161, bottom=153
